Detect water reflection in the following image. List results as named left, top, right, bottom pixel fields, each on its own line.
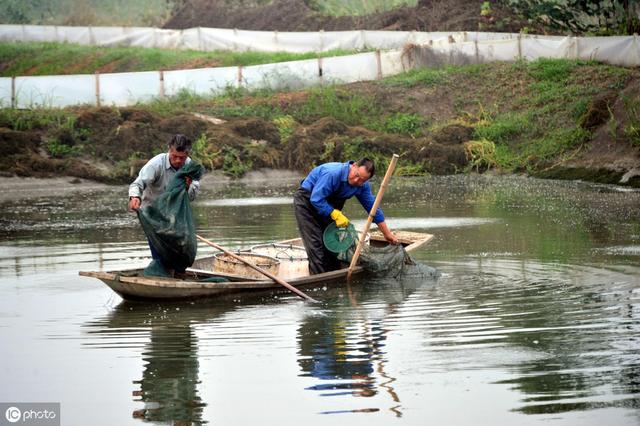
left=297, top=276, right=437, bottom=416
left=2, top=175, right=640, bottom=425
left=85, top=301, right=236, bottom=424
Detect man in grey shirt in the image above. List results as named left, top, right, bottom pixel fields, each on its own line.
left=128, top=134, right=201, bottom=272
left=128, top=134, right=200, bottom=209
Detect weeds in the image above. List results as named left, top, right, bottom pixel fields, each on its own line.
left=383, top=67, right=450, bottom=88
left=0, top=42, right=361, bottom=77
left=272, top=115, right=297, bottom=142
left=222, top=146, right=252, bottom=177
left=46, top=139, right=80, bottom=158
left=464, top=139, right=497, bottom=171
left=622, top=94, right=640, bottom=146
left=528, top=58, right=580, bottom=83
left=473, top=111, right=531, bottom=144
left=379, top=112, right=424, bottom=137
left=295, top=86, right=381, bottom=126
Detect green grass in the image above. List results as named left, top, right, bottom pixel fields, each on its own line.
left=2, top=57, right=633, bottom=181
left=0, top=0, right=175, bottom=27
left=383, top=67, right=451, bottom=87
left=0, top=41, right=360, bottom=77
left=293, top=86, right=383, bottom=126
left=473, top=112, right=533, bottom=144
left=307, top=0, right=417, bottom=16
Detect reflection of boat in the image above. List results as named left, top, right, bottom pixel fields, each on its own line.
left=79, top=231, right=433, bottom=301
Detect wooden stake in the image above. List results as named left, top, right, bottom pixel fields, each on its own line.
left=347, top=154, right=399, bottom=281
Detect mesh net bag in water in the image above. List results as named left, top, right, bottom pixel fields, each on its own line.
left=355, top=244, right=440, bottom=281
left=137, top=161, right=204, bottom=277
left=325, top=225, right=440, bottom=281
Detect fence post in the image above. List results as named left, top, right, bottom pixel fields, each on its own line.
left=319, top=29, right=324, bottom=52
left=574, top=36, right=579, bottom=60
left=233, top=28, right=238, bottom=51
left=474, top=40, right=479, bottom=64
left=237, top=65, right=243, bottom=88
left=517, top=33, right=522, bottom=60
left=318, top=57, right=323, bottom=85
left=95, top=71, right=101, bottom=107
left=159, top=70, right=165, bottom=98
left=11, top=76, right=16, bottom=109
left=375, top=50, right=382, bottom=80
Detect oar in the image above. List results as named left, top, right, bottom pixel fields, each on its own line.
left=346, top=154, right=399, bottom=281
left=196, top=234, right=319, bottom=303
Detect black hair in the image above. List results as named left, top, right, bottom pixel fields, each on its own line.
left=356, top=158, right=375, bottom=178
left=169, top=134, right=192, bottom=153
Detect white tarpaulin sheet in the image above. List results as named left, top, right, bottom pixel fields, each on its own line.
left=380, top=50, right=406, bottom=77
left=14, top=74, right=95, bottom=108
left=521, top=36, right=577, bottom=61
left=322, top=52, right=378, bottom=84
left=99, top=71, right=160, bottom=106
left=1, top=25, right=638, bottom=108
left=164, top=66, right=239, bottom=97
left=578, top=36, right=640, bottom=67
left=242, top=59, right=319, bottom=90
left=0, top=78, right=12, bottom=108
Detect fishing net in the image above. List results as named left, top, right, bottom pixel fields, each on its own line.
left=137, top=161, right=204, bottom=277
left=325, top=225, right=440, bottom=281
left=323, top=223, right=358, bottom=254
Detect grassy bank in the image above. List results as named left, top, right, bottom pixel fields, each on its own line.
left=1, top=58, right=638, bottom=185
left=0, top=41, right=359, bottom=76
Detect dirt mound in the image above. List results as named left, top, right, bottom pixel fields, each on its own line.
left=165, top=0, right=535, bottom=33
left=281, top=116, right=467, bottom=173
left=1, top=103, right=469, bottom=182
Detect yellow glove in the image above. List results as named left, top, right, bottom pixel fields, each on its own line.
left=330, top=209, right=349, bottom=228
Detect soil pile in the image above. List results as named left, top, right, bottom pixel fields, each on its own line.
left=165, top=0, right=537, bottom=33
left=0, top=106, right=468, bottom=183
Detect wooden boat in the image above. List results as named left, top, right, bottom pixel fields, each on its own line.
left=79, top=230, right=434, bottom=301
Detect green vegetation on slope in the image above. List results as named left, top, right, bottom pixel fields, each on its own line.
left=0, top=42, right=359, bottom=76
left=0, top=0, right=175, bottom=27
left=307, top=0, right=417, bottom=16
left=0, top=58, right=638, bottom=183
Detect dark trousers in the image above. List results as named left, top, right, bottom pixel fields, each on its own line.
left=148, top=238, right=185, bottom=274
left=294, top=188, right=343, bottom=274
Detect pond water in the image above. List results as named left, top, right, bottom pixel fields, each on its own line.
left=0, top=174, right=639, bottom=425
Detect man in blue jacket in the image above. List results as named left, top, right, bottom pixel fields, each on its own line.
left=294, top=158, right=398, bottom=274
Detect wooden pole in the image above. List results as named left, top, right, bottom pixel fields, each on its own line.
left=346, top=154, right=399, bottom=281
left=196, top=234, right=319, bottom=303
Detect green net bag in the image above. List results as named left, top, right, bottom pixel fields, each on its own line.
left=137, top=161, right=204, bottom=277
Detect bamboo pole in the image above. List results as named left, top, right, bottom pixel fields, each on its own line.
left=346, top=154, right=399, bottom=281
left=196, top=234, right=319, bottom=303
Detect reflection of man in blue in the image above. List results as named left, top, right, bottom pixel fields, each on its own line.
left=298, top=315, right=385, bottom=398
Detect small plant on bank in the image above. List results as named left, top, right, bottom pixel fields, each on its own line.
left=464, top=139, right=497, bottom=172
left=222, top=146, right=252, bottom=178
left=46, top=138, right=81, bottom=158
left=272, top=115, right=297, bottom=142
left=190, top=134, right=219, bottom=170
left=622, top=94, right=640, bottom=146
left=381, top=112, right=424, bottom=137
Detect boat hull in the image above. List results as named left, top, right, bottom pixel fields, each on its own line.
left=79, top=231, right=433, bottom=301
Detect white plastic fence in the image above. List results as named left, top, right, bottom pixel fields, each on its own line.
left=0, top=25, right=638, bottom=108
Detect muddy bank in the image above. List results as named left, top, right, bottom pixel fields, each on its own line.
left=2, top=60, right=639, bottom=188
left=0, top=106, right=469, bottom=183
left=165, top=0, right=539, bottom=34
